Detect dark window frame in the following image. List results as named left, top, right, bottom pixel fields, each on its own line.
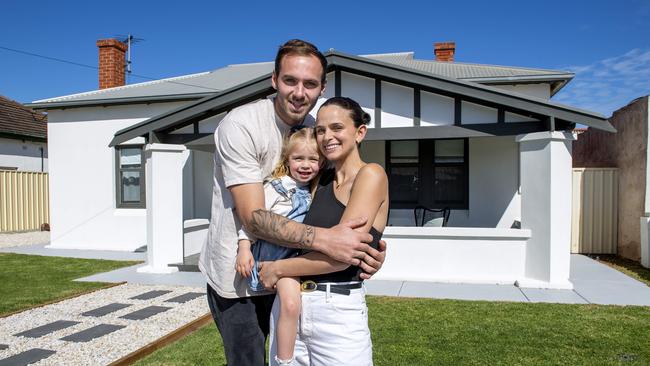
left=386, top=138, right=469, bottom=210
left=115, top=144, right=146, bottom=209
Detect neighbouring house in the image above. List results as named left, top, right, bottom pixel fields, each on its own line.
left=28, top=39, right=614, bottom=289
left=0, top=95, right=48, bottom=172
left=573, top=96, right=650, bottom=268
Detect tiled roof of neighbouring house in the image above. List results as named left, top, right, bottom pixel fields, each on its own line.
left=0, top=95, right=47, bottom=140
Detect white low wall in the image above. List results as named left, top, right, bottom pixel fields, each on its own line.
left=372, top=227, right=530, bottom=284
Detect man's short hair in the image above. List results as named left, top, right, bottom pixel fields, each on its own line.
left=274, top=39, right=328, bottom=84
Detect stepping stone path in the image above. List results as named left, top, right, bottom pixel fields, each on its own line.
left=0, top=283, right=208, bottom=365
left=0, top=348, right=56, bottom=366
left=14, top=321, right=79, bottom=338
left=82, top=303, right=131, bottom=317
left=120, top=306, right=171, bottom=320
left=166, top=292, right=204, bottom=304
left=60, top=324, right=126, bottom=343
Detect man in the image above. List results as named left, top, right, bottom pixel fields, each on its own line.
left=199, top=39, right=386, bottom=366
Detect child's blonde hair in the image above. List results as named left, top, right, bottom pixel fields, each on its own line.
left=270, top=127, right=321, bottom=179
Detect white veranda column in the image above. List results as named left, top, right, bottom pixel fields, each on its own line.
left=137, top=143, right=189, bottom=274
left=515, top=131, right=575, bottom=289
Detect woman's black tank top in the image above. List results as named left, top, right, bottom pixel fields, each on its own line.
left=301, top=170, right=383, bottom=283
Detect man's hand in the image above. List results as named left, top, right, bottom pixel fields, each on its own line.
left=359, top=239, right=386, bottom=279
left=313, top=217, right=374, bottom=266
left=258, top=261, right=280, bottom=290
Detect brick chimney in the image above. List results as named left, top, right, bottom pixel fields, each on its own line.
left=96, top=39, right=128, bottom=89
left=434, top=42, right=455, bottom=62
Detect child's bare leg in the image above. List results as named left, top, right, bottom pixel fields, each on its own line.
left=275, top=276, right=301, bottom=361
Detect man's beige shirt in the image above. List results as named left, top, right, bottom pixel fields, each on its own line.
left=199, top=98, right=314, bottom=298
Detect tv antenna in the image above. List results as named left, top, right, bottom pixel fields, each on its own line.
left=114, top=34, right=144, bottom=79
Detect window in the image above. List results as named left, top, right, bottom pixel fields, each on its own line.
left=116, top=145, right=145, bottom=208
left=388, top=141, right=419, bottom=204
left=387, top=139, right=468, bottom=209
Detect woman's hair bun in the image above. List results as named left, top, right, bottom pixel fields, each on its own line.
left=361, top=112, right=371, bottom=125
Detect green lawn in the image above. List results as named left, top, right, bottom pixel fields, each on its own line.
left=136, top=296, right=650, bottom=366
left=0, top=253, right=139, bottom=316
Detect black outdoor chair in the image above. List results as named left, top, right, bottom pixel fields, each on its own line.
left=414, top=205, right=451, bottom=227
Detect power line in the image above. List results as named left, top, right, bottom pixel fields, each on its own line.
left=0, top=45, right=220, bottom=91
left=0, top=45, right=97, bottom=70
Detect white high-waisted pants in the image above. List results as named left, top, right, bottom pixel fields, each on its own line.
left=269, top=284, right=373, bottom=366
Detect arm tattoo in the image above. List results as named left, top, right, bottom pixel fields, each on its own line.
left=249, top=209, right=314, bottom=249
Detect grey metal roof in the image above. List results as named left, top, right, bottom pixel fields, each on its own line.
left=362, top=52, right=572, bottom=95
left=108, top=50, right=612, bottom=147
left=371, top=52, right=571, bottom=79
left=28, top=51, right=573, bottom=109
left=30, top=62, right=273, bottom=106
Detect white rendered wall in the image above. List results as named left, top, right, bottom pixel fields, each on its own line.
left=341, top=72, right=376, bottom=128
left=493, top=84, right=551, bottom=100
left=420, top=92, right=454, bottom=126
left=381, top=81, right=413, bottom=128
left=46, top=102, right=188, bottom=251
left=372, top=227, right=529, bottom=284
left=641, top=217, right=650, bottom=268
left=462, top=101, right=498, bottom=124
left=0, top=137, right=48, bottom=172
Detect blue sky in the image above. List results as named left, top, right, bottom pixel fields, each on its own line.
left=1, top=0, right=648, bottom=117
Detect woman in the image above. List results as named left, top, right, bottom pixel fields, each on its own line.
left=260, top=96, right=389, bottom=366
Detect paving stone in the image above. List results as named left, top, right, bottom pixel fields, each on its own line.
left=120, top=305, right=171, bottom=320
left=0, top=344, right=7, bottom=350
left=165, top=292, right=204, bottom=304
left=399, top=282, right=529, bottom=302
left=60, top=324, right=125, bottom=343
left=129, top=290, right=172, bottom=300
left=14, top=320, right=80, bottom=338
left=0, top=348, right=55, bottom=366
left=520, top=288, right=588, bottom=304
left=82, top=302, right=132, bottom=317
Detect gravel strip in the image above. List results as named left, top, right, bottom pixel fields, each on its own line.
left=0, top=283, right=209, bottom=365
left=0, top=231, right=50, bottom=249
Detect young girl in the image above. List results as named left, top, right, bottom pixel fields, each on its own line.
left=235, top=126, right=321, bottom=366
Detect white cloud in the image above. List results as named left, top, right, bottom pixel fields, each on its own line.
left=553, top=48, right=650, bottom=117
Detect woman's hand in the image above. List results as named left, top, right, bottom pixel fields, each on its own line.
left=258, top=261, right=280, bottom=290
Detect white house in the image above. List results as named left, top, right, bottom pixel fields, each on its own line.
left=29, top=40, right=614, bottom=289
left=0, top=95, right=48, bottom=172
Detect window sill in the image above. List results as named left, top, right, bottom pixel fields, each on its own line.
left=114, top=208, right=146, bottom=216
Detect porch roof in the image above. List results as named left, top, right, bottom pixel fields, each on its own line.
left=108, top=51, right=613, bottom=147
